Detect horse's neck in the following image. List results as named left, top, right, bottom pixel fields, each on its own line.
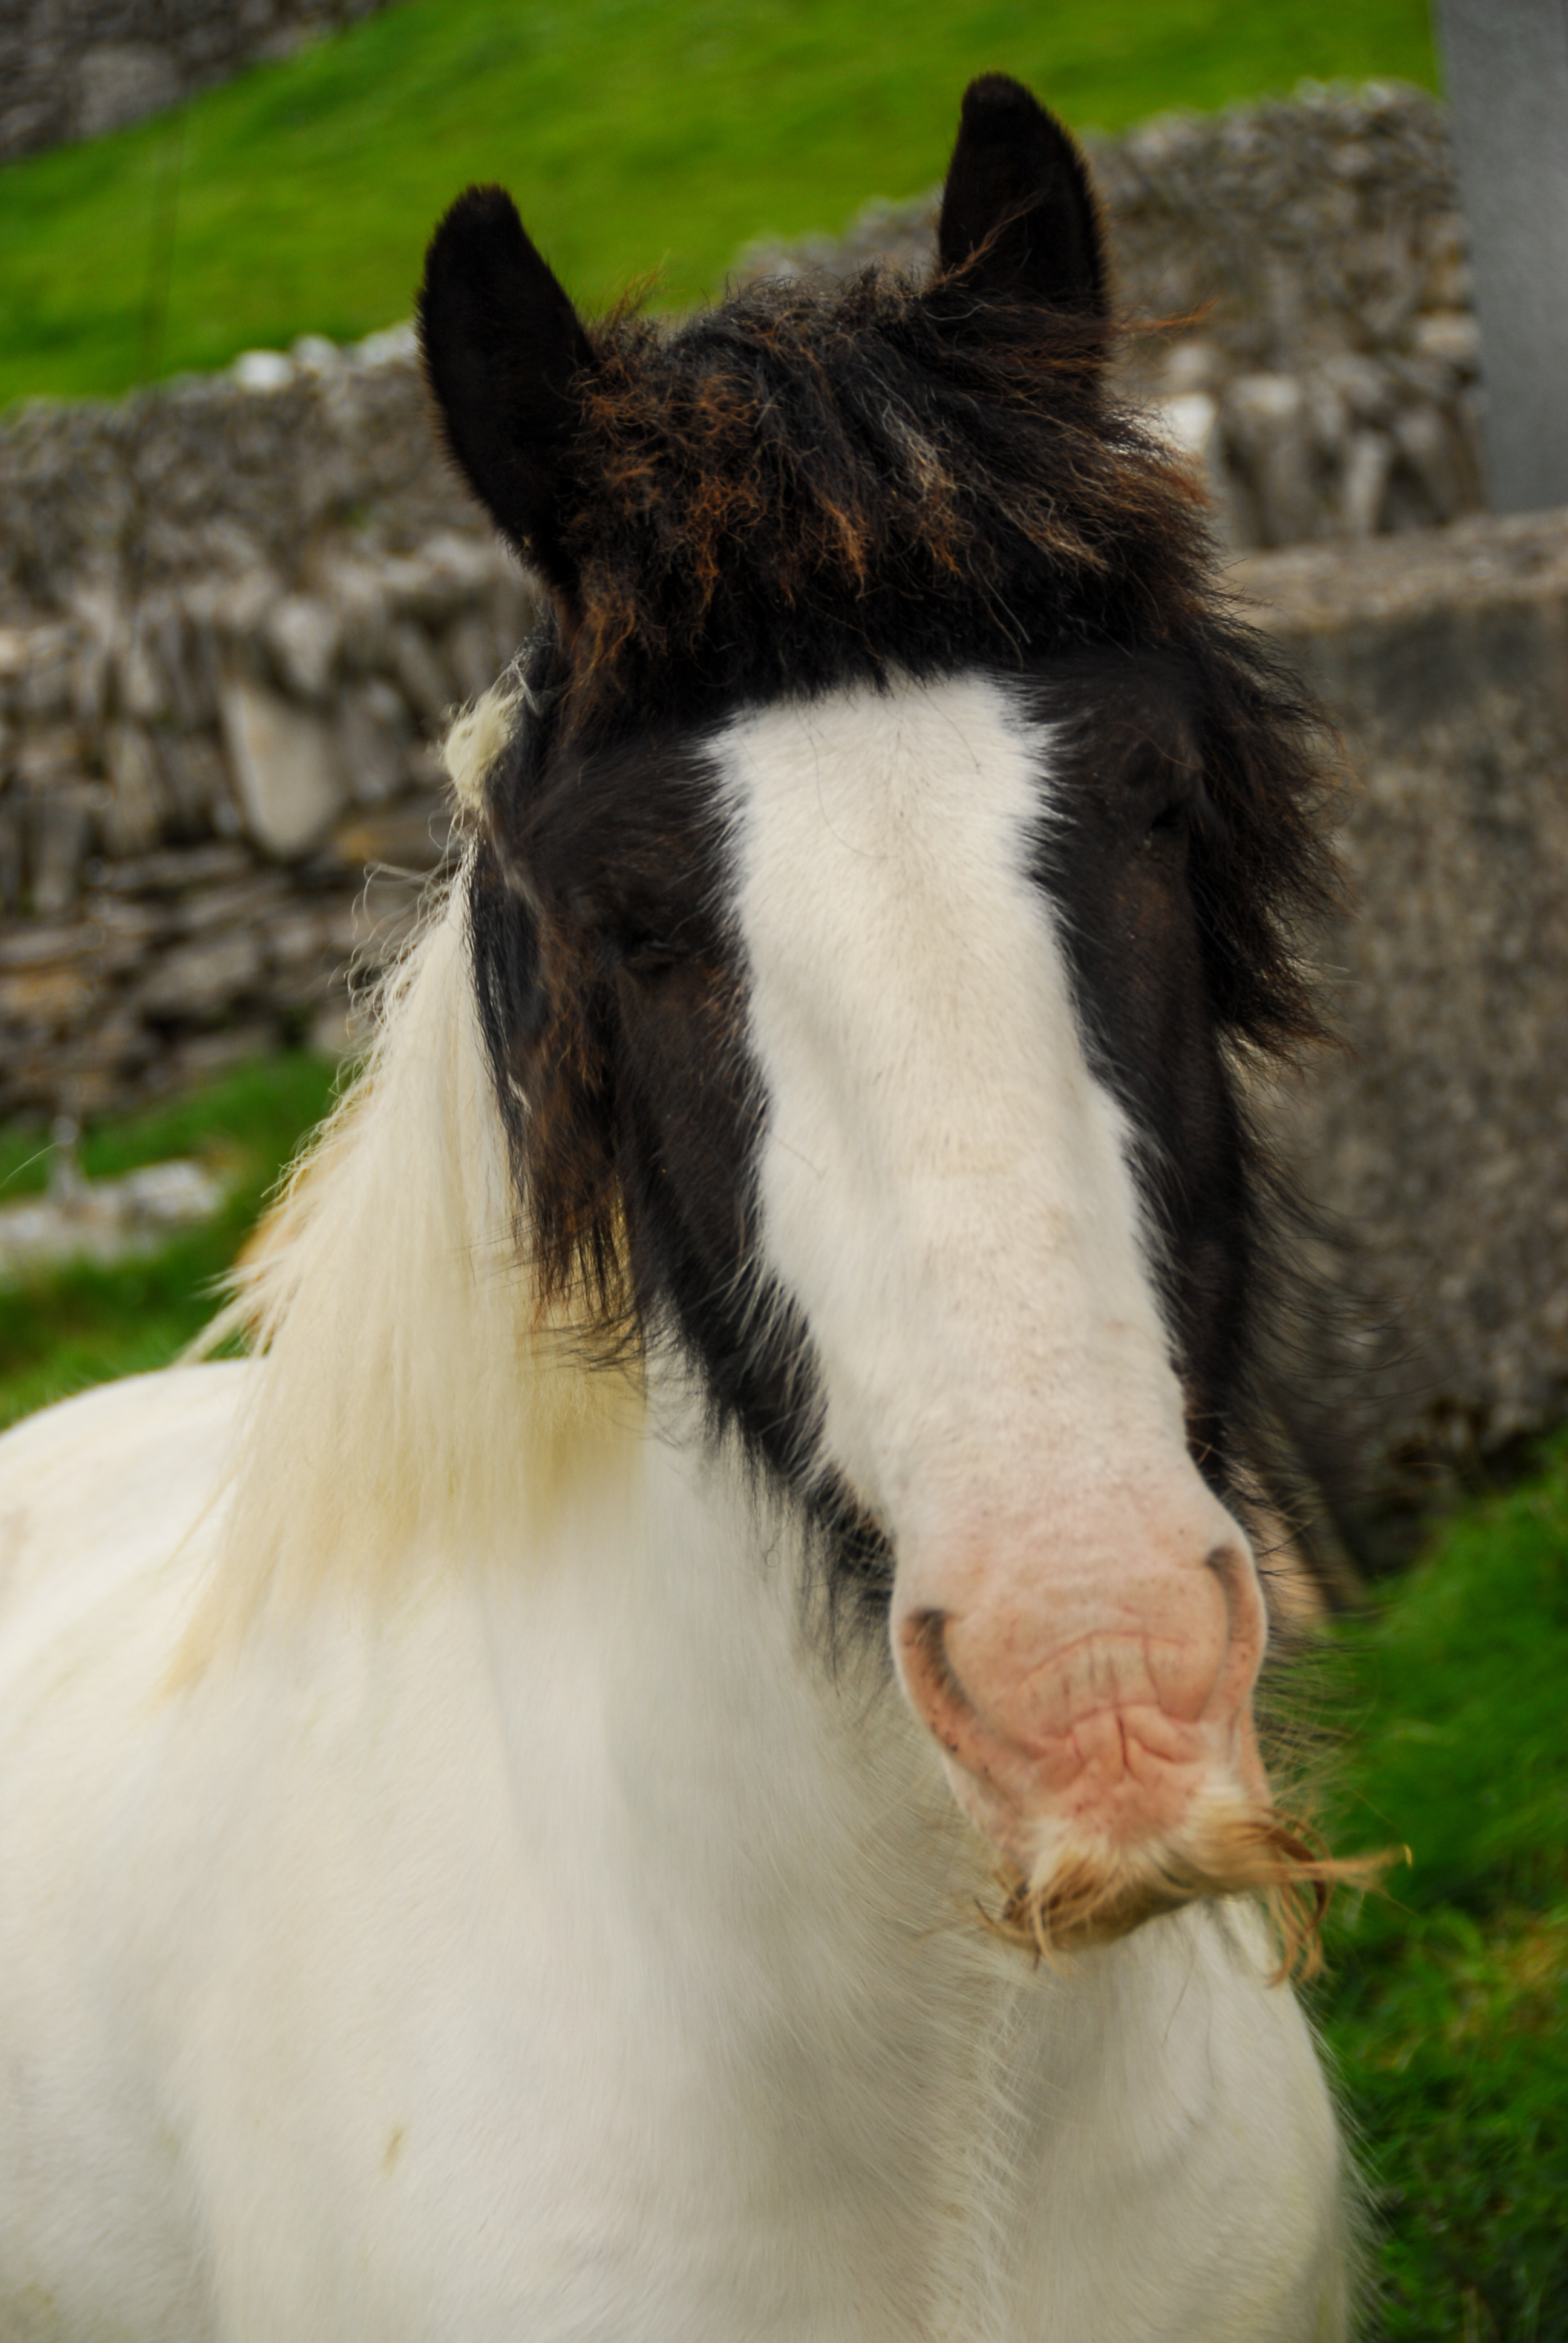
left=489, top=1368, right=985, bottom=1973
left=471, top=1398, right=1048, bottom=2310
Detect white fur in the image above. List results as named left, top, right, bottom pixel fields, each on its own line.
left=0, top=678, right=1346, bottom=2341
left=442, top=673, right=522, bottom=817
left=723, top=673, right=1197, bottom=1529
left=721, top=676, right=1262, bottom=1867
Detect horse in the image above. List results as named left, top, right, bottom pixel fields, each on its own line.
left=0, top=75, right=1354, bottom=2342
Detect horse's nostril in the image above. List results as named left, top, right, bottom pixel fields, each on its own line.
left=1204, top=1542, right=1245, bottom=1624
left=1203, top=1542, right=1262, bottom=1630
left=907, top=1605, right=947, bottom=1671
left=902, top=1607, right=982, bottom=1734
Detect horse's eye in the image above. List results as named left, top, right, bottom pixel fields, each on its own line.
left=615, top=926, right=697, bottom=979
left=619, top=937, right=682, bottom=975
left=1143, top=800, right=1190, bottom=851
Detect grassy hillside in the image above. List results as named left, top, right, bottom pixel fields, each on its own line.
left=1, top=0, right=1437, bottom=408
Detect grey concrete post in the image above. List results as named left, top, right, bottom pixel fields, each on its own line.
left=1436, top=0, right=1568, bottom=513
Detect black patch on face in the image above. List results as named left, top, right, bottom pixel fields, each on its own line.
left=470, top=624, right=832, bottom=1520
left=1022, top=650, right=1257, bottom=1489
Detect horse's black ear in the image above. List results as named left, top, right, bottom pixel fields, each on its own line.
left=936, top=75, right=1105, bottom=314
left=419, top=186, right=595, bottom=598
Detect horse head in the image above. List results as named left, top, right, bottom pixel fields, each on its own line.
left=416, top=77, right=1339, bottom=1958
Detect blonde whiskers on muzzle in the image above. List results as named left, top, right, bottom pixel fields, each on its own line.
left=979, top=1802, right=1393, bottom=1984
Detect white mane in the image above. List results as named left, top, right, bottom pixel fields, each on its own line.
left=188, top=707, right=641, bottom=1657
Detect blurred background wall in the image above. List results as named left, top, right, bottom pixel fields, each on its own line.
left=0, top=0, right=393, bottom=163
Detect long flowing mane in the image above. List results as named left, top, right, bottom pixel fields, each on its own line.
left=186, top=816, right=641, bottom=1658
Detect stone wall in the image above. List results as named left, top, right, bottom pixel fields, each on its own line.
left=0, top=0, right=396, bottom=164
left=0, top=333, right=537, bottom=1118
left=0, top=81, right=1483, bottom=1129
left=1236, top=510, right=1568, bottom=1557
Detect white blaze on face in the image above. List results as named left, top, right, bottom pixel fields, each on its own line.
left=718, top=672, right=1266, bottom=1878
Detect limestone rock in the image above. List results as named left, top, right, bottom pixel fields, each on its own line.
left=0, top=808, right=21, bottom=913
left=266, top=594, right=342, bottom=704
left=160, top=733, right=230, bottom=834
left=1237, top=508, right=1568, bottom=1547
left=76, top=44, right=180, bottom=140
left=136, top=928, right=267, bottom=1023
left=102, top=721, right=168, bottom=858
left=28, top=787, right=97, bottom=916
left=336, top=678, right=410, bottom=805
left=218, top=675, right=345, bottom=859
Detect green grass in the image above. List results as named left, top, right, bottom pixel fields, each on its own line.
left=3, top=1040, right=1563, bottom=2338
left=0, top=0, right=1438, bottom=408
left=1315, top=1460, right=1568, bottom=2339
left=0, top=1055, right=338, bottom=1430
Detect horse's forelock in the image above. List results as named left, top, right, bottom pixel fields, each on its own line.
left=553, top=269, right=1202, bottom=732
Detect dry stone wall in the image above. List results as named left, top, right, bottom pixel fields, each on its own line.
left=0, top=0, right=396, bottom=163
left=0, top=329, right=538, bottom=1120
left=1238, top=511, right=1568, bottom=1554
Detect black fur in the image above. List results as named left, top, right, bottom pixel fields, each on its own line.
left=419, top=187, right=595, bottom=597
left=938, top=74, right=1106, bottom=313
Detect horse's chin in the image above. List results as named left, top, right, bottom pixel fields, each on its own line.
left=980, top=1795, right=1357, bottom=1982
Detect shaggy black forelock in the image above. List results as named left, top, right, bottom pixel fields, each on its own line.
left=561, top=266, right=1213, bottom=736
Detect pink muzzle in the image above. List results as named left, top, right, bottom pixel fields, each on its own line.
left=892, top=1501, right=1269, bottom=1881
